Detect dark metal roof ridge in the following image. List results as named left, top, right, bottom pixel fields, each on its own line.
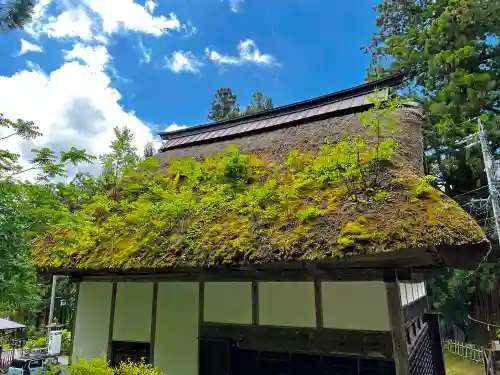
left=158, top=73, right=405, bottom=140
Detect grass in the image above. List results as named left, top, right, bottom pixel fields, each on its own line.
left=444, top=351, right=484, bottom=375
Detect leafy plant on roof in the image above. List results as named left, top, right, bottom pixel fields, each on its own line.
left=33, top=95, right=485, bottom=270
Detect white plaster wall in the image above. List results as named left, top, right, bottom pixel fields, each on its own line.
left=113, top=282, right=153, bottom=342
left=322, top=281, right=390, bottom=331
left=154, top=282, right=199, bottom=375
left=72, top=282, right=113, bottom=360
left=204, top=282, right=252, bottom=324
left=398, top=281, right=426, bottom=306
left=258, top=282, right=316, bottom=327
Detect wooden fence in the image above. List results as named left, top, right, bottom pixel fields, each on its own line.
left=444, top=339, right=485, bottom=364
left=0, top=348, right=26, bottom=372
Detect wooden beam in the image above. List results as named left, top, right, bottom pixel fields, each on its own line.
left=386, top=280, right=409, bottom=375
left=199, top=323, right=393, bottom=359
left=251, top=280, right=259, bottom=325
left=314, top=278, right=323, bottom=328
left=75, top=267, right=388, bottom=283
left=107, top=282, right=117, bottom=360
left=68, top=280, right=80, bottom=365
left=424, top=313, right=446, bottom=375
left=402, top=296, right=428, bottom=323
left=149, top=282, right=158, bottom=365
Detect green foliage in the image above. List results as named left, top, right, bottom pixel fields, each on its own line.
left=46, top=358, right=165, bottom=375
left=100, top=126, right=139, bottom=194
left=117, top=359, right=165, bottom=375
left=0, top=114, right=94, bottom=315
left=366, top=0, right=500, bottom=334
left=61, top=329, right=72, bottom=355
left=24, top=336, right=48, bottom=350
left=46, top=358, right=115, bottom=375
left=208, top=88, right=240, bottom=121
left=208, top=88, right=275, bottom=121
left=428, top=265, right=496, bottom=334
left=244, top=90, right=274, bottom=115
left=411, top=175, right=435, bottom=199
left=0, top=0, right=34, bottom=31
left=33, top=97, right=486, bottom=270
left=365, top=0, right=500, bottom=199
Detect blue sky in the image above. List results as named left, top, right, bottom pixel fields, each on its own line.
left=0, top=0, right=379, bottom=174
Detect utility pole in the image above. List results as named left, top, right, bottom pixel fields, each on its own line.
left=477, top=119, right=500, bottom=244
left=459, top=118, right=500, bottom=246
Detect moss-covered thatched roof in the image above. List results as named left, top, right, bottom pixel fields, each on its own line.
left=32, top=141, right=487, bottom=272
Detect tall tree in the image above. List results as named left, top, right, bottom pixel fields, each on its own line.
left=0, top=0, right=34, bottom=30
left=365, top=0, right=500, bottom=199
left=365, top=0, right=500, bottom=334
left=244, top=90, right=274, bottom=115
left=0, top=114, right=94, bottom=315
left=208, top=88, right=240, bottom=122
left=143, top=140, right=155, bottom=159
left=100, top=126, right=139, bottom=194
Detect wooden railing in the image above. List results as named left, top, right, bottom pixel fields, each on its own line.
left=444, top=339, right=485, bottom=364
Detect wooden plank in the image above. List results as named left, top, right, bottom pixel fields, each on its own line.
left=149, top=282, right=158, bottom=365
left=68, top=280, right=80, bottom=365
left=107, top=282, right=117, bottom=360
left=386, top=281, right=408, bottom=375
left=314, top=278, right=323, bottom=328
left=402, top=296, right=429, bottom=323
left=251, top=280, right=258, bottom=325
left=424, top=312, right=446, bottom=375
left=199, top=323, right=394, bottom=359
left=74, top=266, right=388, bottom=283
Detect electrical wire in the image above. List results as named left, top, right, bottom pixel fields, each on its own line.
left=453, top=185, right=489, bottom=198
left=468, top=314, right=500, bottom=330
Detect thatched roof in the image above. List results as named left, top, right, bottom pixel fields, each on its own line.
left=32, top=76, right=489, bottom=274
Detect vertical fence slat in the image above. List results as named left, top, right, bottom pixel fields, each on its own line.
left=443, top=340, right=485, bottom=364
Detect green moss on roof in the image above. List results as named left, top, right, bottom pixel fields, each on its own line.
left=32, top=144, right=486, bottom=271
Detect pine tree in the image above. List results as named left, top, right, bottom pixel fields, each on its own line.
left=0, top=0, right=34, bottom=30
left=208, top=88, right=240, bottom=122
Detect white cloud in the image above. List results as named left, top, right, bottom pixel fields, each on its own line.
left=64, top=43, right=110, bottom=73
left=19, top=39, right=43, bottom=55
left=138, top=40, right=151, bottom=64
left=225, top=0, right=244, bottom=12
left=86, top=0, right=181, bottom=36
left=38, top=8, right=95, bottom=40
left=145, top=0, right=157, bottom=14
left=206, top=39, right=278, bottom=67
left=181, top=21, right=197, bottom=37
left=0, top=62, right=154, bottom=180
left=165, top=51, right=202, bottom=74
left=164, top=123, right=187, bottom=132
left=27, top=0, right=183, bottom=40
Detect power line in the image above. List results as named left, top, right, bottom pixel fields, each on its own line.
left=453, top=185, right=489, bottom=198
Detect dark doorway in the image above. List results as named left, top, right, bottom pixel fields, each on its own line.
left=199, top=339, right=396, bottom=375
left=110, top=341, right=150, bottom=366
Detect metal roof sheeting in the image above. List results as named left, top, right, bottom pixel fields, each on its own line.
left=159, top=77, right=397, bottom=152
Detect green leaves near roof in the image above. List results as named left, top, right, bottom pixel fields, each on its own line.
left=33, top=98, right=485, bottom=270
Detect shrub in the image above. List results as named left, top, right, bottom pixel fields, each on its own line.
left=24, top=336, right=48, bottom=350
left=117, top=359, right=165, bottom=375
left=46, top=358, right=165, bottom=375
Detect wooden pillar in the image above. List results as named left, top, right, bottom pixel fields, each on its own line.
left=386, top=281, right=408, bottom=375
left=149, top=283, right=158, bottom=365
left=107, top=282, right=117, bottom=362
left=68, top=280, right=80, bottom=365
left=424, top=312, right=446, bottom=375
